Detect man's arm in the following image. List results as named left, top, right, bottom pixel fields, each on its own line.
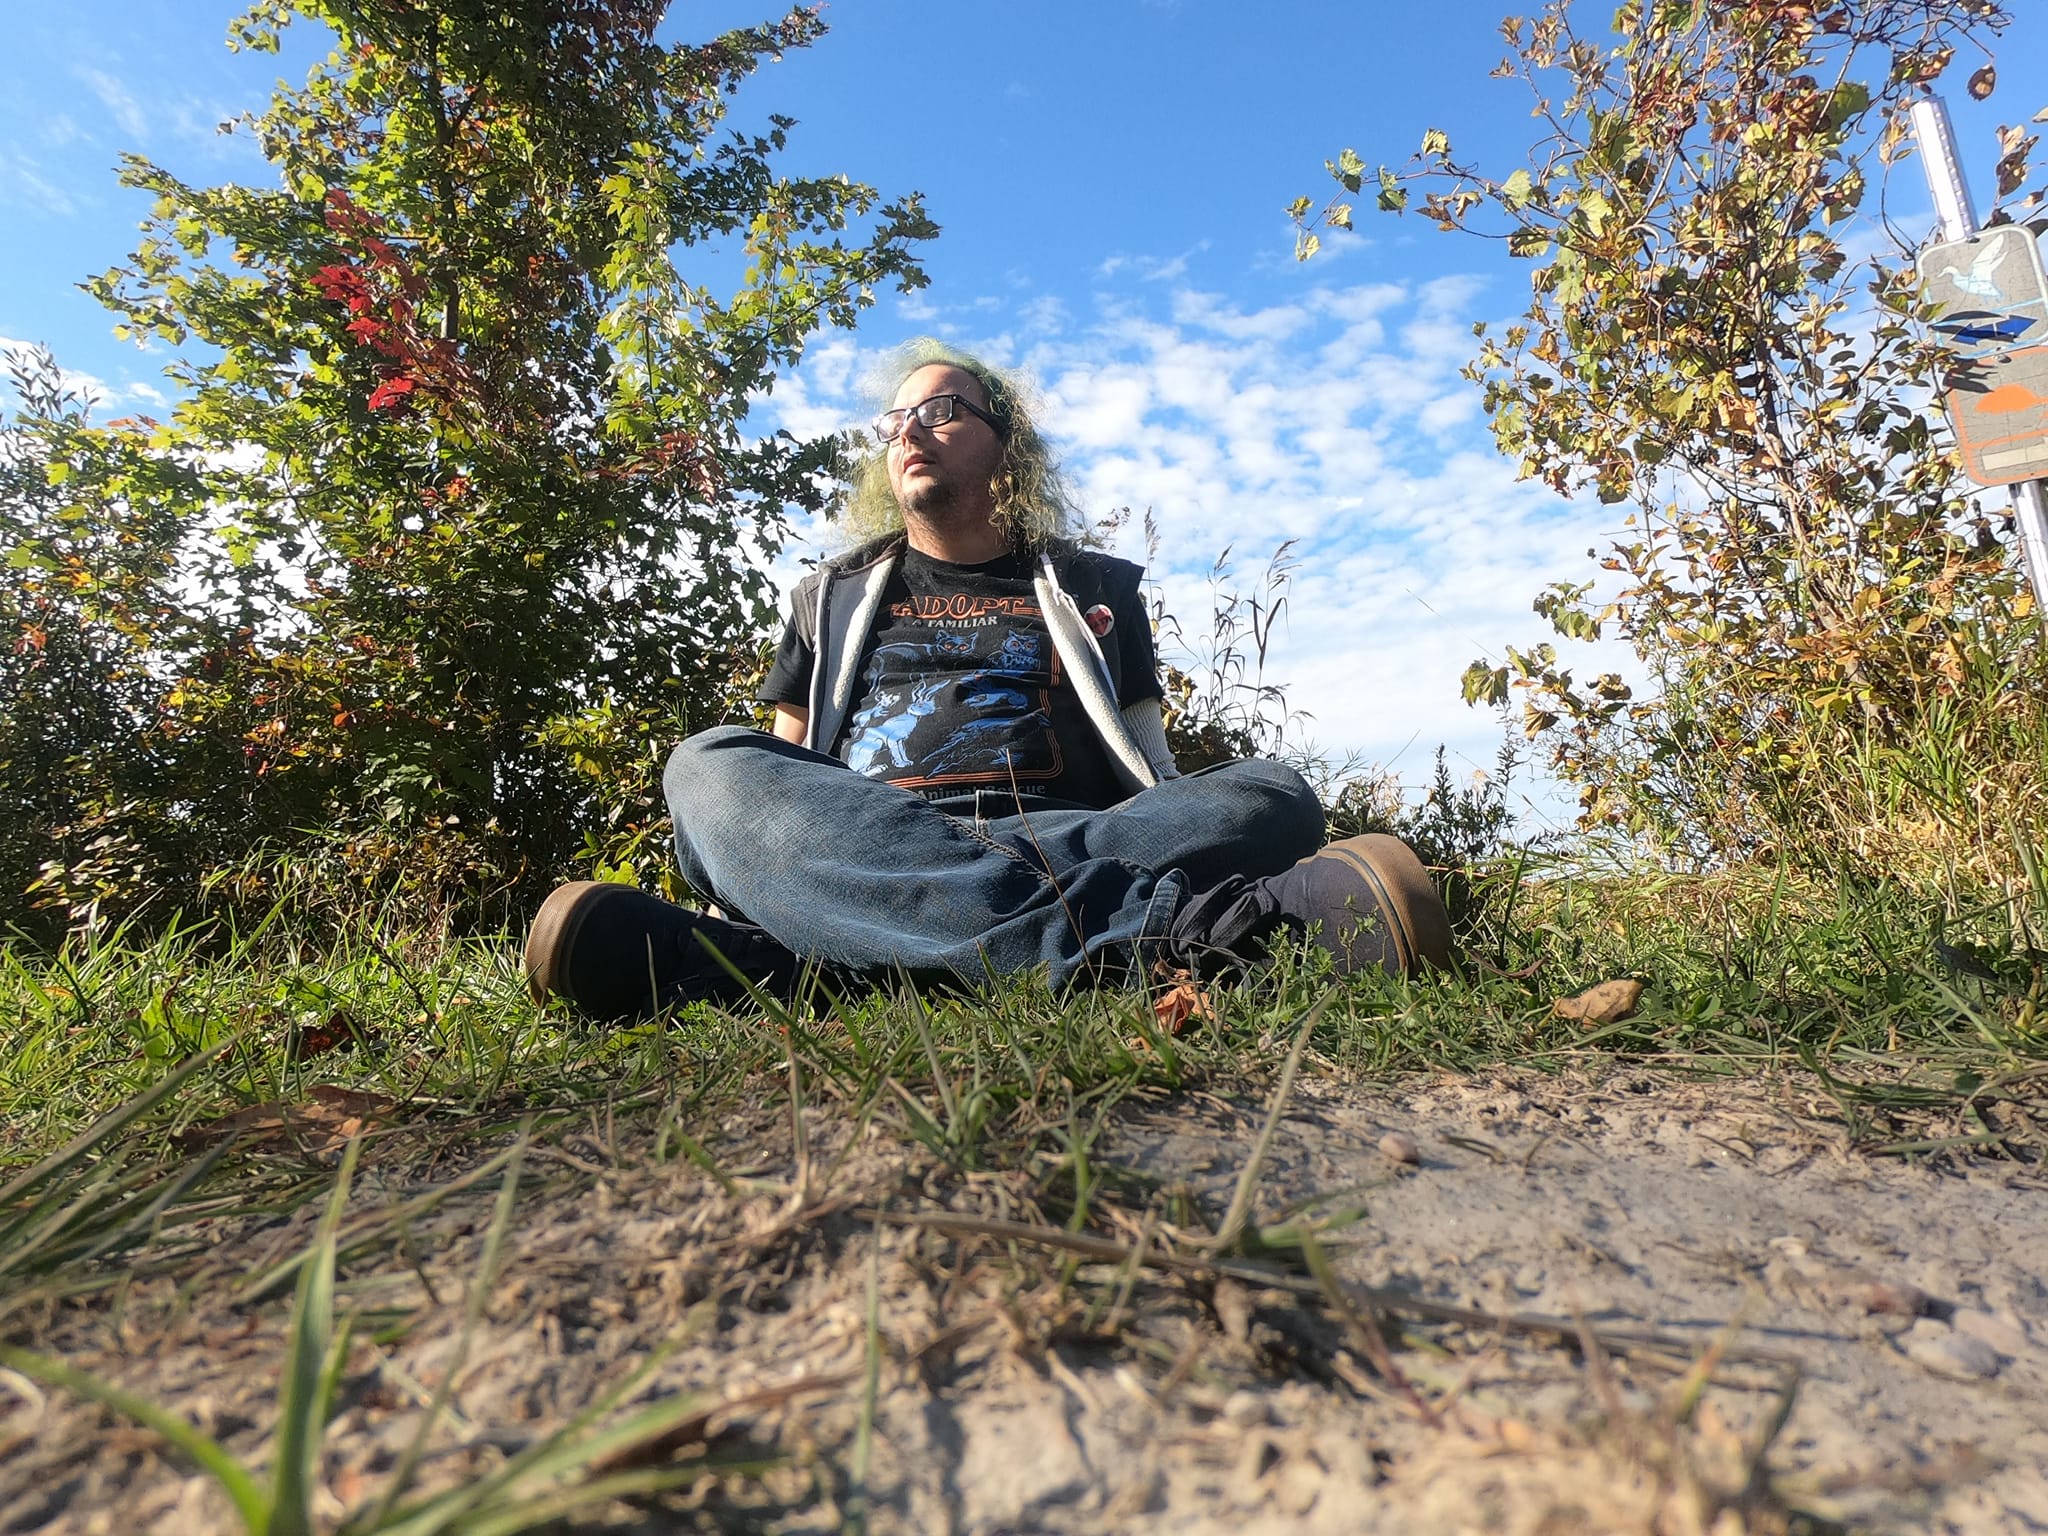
left=771, top=705, right=809, bottom=745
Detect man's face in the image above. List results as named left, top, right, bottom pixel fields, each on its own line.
left=886, top=364, right=1004, bottom=526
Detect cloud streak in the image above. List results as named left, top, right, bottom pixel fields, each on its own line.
left=77, top=67, right=150, bottom=140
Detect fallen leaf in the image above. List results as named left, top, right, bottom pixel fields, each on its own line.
left=179, top=1084, right=400, bottom=1155
left=1152, top=977, right=1216, bottom=1036
left=1552, top=978, right=1644, bottom=1026
left=285, top=1008, right=379, bottom=1061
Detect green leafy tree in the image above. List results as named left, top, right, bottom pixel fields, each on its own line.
left=1297, top=0, right=2045, bottom=879
left=15, top=1, right=931, bottom=931
left=0, top=350, right=222, bottom=936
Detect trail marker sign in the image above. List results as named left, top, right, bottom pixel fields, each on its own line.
left=1919, top=224, right=2048, bottom=487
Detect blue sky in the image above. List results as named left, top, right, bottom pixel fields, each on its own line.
left=5, top=3, right=2044, bottom=829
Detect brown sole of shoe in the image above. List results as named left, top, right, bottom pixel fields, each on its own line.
left=522, top=881, right=609, bottom=1006
left=1318, top=834, right=1454, bottom=975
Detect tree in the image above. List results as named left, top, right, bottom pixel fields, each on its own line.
left=0, top=349, right=219, bottom=936
left=1297, top=0, right=2045, bottom=877
left=12, top=1, right=931, bottom=932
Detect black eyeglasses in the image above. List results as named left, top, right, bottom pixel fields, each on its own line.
left=871, top=392, right=1005, bottom=443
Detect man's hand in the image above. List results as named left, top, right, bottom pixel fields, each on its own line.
left=772, top=705, right=809, bottom=745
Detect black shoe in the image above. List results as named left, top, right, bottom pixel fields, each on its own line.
left=1170, top=834, right=1454, bottom=979
left=523, top=881, right=806, bottom=1020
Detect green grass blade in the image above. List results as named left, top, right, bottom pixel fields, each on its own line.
left=238, top=1142, right=524, bottom=1305
left=270, top=1135, right=363, bottom=1536
left=0, top=1032, right=239, bottom=1222
left=0, top=1157, right=131, bottom=1279
left=846, top=1230, right=883, bottom=1536
left=439, top=1461, right=782, bottom=1536
left=366, top=1303, right=715, bottom=1536
left=359, top=1126, right=529, bottom=1530
left=0, top=1341, right=270, bottom=1533
left=70, top=1135, right=239, bottom=1267
left=1209, top=990, right=1327, bottom=1255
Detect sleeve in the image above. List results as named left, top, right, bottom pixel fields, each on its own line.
left=757, top=614, right=814, bottom=707
left=1111, top=573, right=1164, bottom=706
left=1120, top=695, right=1180, bottom=780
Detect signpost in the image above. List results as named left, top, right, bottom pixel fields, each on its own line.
left=1910, top=96, right=2048, bottom=608
left=1917, top=225, right=2048, bottom=487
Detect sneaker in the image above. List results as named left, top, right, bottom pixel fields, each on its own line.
left=1170, top=834, right=1454, bottom=979
left=523, top=881, right=806, bottom=1020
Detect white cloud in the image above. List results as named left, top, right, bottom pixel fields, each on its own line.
left=1097, top=245, right=1210, bottom=285
left=0, top=148, right=83, bottom=217
left=1016, top=294, right=1068, bottom=335
left=77, top=67, right=149, bottom=140
left=1, top=339, right=187, bottom=418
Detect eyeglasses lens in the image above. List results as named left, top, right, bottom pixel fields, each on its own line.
left=874, top=395, right=959, bottom=442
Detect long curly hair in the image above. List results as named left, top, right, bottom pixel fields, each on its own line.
left=838, top=339, right=1078, bottom=550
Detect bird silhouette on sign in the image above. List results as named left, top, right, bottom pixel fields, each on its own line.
left=1937, top=239, right=2013, bottom=302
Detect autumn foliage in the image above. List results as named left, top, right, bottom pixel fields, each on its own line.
left=0, top=2, right=932, bottom=938
left=1302, top=0, right=2048, bottom=888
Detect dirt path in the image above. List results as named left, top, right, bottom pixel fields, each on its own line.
left=3, top=1064, right=2045, bottom=1534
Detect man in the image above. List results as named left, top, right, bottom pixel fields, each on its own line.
left=524, top=342, right=1451, bottom=1018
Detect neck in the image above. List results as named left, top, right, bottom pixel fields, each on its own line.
left=902, top=508, right=1011, bottom=565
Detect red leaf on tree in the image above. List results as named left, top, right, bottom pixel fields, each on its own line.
left=310, top=263, right=364, bottom=302
left=366, top=376, right=416, bottom=411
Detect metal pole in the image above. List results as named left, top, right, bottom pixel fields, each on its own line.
left=1911, top=95, right=2048, bottom=609
left=1911, top=98, right=1976, bottom=244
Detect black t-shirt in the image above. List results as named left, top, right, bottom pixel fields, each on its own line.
left=760, top=547, right=1159, bottom=809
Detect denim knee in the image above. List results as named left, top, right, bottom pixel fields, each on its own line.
left=1215, top=758, right=1327, bottom=857
left=663, top=724, right=770, bottom=826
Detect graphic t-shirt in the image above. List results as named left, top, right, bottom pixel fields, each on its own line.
left=760, top=548, right=1158, bottom=809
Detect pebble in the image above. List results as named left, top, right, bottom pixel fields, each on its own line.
left=1865, top=1280, right=1936, bottom=1318
left=1903, top=1319, right=2004, bottom=1381
left=1274, top=1457, right=1322, bottom=1515
left=1377, top=1131, right=1420, bottom=1165
left=1953, top=1309, right=2031, bottom=1359
left=1222, top=1390, right=1270, bottom=1429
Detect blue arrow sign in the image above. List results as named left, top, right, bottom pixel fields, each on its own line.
left=1933, top=309, right=2043, bottom=346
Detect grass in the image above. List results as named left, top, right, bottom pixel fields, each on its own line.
left=1, top=849, right=2043, bottom=1529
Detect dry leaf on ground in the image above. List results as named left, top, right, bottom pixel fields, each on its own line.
left=1552, top=978, right=1644, bottom=1026
left=178, top=1084, right=400, bottom=1155
left=284, top=1008, right=379, bottom=1061
left=1152, top=977, right=1217, bottom=1035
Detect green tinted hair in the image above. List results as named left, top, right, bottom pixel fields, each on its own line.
left=839, top=339, right=1077, bottom=550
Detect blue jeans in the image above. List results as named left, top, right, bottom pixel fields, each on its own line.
left=664, top=725, right=1324, bottom=990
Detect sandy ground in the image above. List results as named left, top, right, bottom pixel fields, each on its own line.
left=2, top=1061, right=2045, bottom=1534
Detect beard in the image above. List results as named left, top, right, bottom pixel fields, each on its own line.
left=900, top=471, right=990, bottom=523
